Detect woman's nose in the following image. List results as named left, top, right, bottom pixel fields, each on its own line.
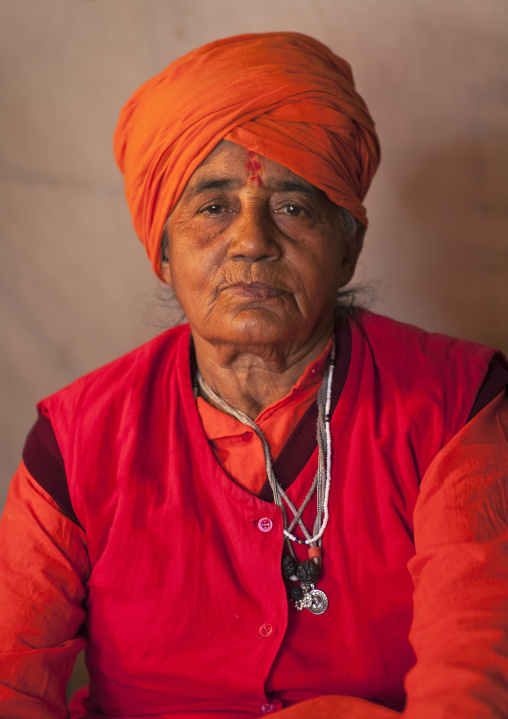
left=226, top=206, right=282, bottom=263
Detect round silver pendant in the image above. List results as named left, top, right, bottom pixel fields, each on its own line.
left=309, top=589, right=328, bottom=615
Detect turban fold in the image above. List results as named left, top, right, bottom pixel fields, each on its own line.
left=114, top=32, right=381, bottom=278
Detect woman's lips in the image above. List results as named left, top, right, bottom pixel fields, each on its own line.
left=224, top=282, right=284, bottom=300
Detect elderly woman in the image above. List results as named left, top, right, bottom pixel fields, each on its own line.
left=1, top=32, right=507, bottom=719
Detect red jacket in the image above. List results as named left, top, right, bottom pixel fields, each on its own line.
left=1, top=311, right=507, bottom=718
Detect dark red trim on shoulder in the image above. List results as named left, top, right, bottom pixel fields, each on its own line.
left=467, top=353, right=508, bottom=421
left=23, top=414, right=83, bottom=530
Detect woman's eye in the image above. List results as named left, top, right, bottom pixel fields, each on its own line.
left=201, top=203, right=224, bottom=215
left=281, top=204, right=306, bottom=217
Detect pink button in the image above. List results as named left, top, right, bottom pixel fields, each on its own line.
left=241, top=431, right=252, bottom=442
left=260, top=703, right=276, bottom=714
left=259, top=623, right=273, bottom=637
left=257, top=517, right=273, bottom=532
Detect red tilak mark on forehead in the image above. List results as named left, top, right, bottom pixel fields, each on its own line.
left=245, top=151, right=263, bottom=186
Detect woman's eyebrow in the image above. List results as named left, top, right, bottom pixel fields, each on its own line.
left=270, top=180, right=321, bottom=195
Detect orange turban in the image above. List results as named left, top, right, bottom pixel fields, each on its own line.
left=114, top=32, right=381, bottom=279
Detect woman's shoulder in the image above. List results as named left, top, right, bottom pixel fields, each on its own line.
left=342, top=311, right=507, bottom=470
left=22, top=324, right=193, bottom=533
left=40, top=324, right=191, bottom=412
left=353, top=309, right=501, bottom=373
left=349, top=309, right=507, bottom=429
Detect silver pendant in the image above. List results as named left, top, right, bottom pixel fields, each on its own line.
left=294, top=583, right=328, bottom=614
left=308, top=589, right=328, bottom=614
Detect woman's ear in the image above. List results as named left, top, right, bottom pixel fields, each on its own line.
left=160, top=226, right=173, bottom=286
left=160, top=256, right=173, bottom=287
left=340, top=224, right=365, bottom=287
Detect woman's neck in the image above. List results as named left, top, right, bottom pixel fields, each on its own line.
left=192, top=328, right=334, bottom=420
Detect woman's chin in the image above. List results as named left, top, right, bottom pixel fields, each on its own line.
left=201, top=310, right=303, bottom=349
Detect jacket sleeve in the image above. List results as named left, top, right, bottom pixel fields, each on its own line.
left=404, top=391, right=508, bottom=717
left=0, top=461, right=90, bottom=718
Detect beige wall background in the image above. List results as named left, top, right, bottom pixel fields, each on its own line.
left=1, top=0, right=508, bottom=514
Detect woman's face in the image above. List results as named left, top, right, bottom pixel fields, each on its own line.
left=162, top=141, right=362, bottom=355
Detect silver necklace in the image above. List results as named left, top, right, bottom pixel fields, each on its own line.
left=196, top=340, right=335, bottom=614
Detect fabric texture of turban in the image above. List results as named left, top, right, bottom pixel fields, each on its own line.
left=114, top=32, right=381, bottom=279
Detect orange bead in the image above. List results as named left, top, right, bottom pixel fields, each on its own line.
left=307, top=546, right=322, bottom=560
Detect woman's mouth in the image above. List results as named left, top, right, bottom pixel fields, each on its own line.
left=224, top=282, right=284, bottom=301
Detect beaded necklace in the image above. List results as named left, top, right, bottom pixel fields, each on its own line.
left=196, top=339, right=335, bottom=615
